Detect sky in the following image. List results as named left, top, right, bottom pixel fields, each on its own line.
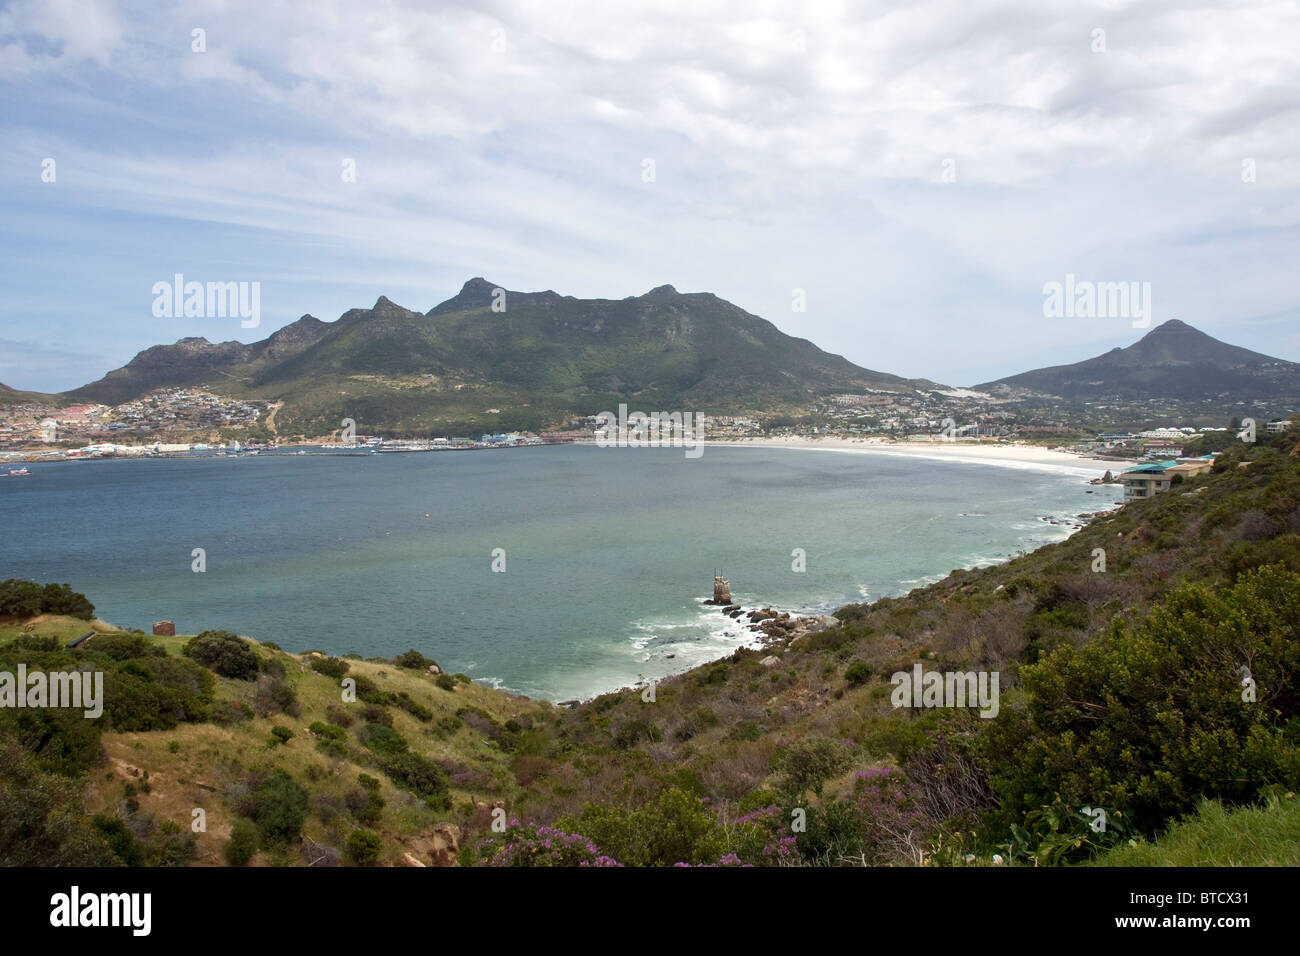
left=1, top=0, right=1298, bottom=393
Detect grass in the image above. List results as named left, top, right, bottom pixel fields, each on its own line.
left=1090, top=796, right=1300, bottom=867
left=2, top=616, right=553, bottom=865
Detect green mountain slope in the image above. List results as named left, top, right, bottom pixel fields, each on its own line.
left=63, top=280, right=938, bottom=435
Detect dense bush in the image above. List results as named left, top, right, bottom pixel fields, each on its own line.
left=393, top=649, right=436, bottom=669
left=240, top=771, right=309, bottom=845
left=561, top=788, right=728, bottom=866
left=0, top=735, right=118, bottom=865
left=0, top=580, right=94, bottom=620
left=183, top=630, right=260, bottom=680
left=225, top=818, right=259, bottom=865
left=346, top=829, right=383, bottom=865
left=378, top=751, right=450, bottom=806
left=981, top=565, right=1300, bottom=836
left=309, top=656, right=350, bottom=679
left=844, top=660, right=874, bottom=686
left=775, top=737, right=854, bottom=797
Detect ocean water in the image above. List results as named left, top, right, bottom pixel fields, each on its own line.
left=0, top=444, right=1121, bottom=700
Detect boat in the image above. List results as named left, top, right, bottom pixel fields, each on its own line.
left=6, top=467, right=31, bottom=476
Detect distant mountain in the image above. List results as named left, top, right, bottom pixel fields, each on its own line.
left=64, top=280, right=939, bottom=435
left=66, top=315, right=330, bottom=406
left=0, top=381, right=61, bottom=405
left=976, top=320, right=1300, bottom=404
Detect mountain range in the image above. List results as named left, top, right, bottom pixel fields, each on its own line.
left=56, top=279, right=941, bottom=435
left=5, top=281, right=1299, bottom=434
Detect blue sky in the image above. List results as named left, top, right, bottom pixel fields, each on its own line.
left=2, top=0, right=1298, bottom=393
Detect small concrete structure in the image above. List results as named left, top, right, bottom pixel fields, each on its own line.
left=152, top=620, right=176, bottom=636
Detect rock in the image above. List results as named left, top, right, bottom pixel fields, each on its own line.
left=428, top=664, right=442, bottom=675
left=403, top=853, right=426, bottom=867
left=760, top=655, right=780, bottom=668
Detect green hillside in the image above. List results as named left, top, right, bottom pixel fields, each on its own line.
left=64, top=280, right=938, bottom=436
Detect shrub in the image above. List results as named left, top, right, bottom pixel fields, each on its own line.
left=0, top=739, right=120, bottom=865
left=39, top=583, right=96, bottom=620
left=242, top=771, right=309, bottom=845
left=435, top=673, right=456, bottom=692
left=561, top=788, right=726, bottom=866
left=225, top=818, right=259, bottom=866
left=378, top=751, right=450, bottom=806
left=844, top=660, right=874, bottom=686
left=92, top=814, right=142, bottom=866
left=346, top=830, right=383, bottom=866
left=393, top=649, right=436, bottom=669
left=269, top=725, right=294, bottom=746
left=0, top=580, right=94, bottom=620
left=346, top=787, right=385, bottom=826
left=359, top=722, right=408, bottom=757
left=396, top=692, right=433, bottom=722
left=308, top=721, right=346, bottom=742
left=309, top=656, right=350, bottom=679
left=776, top=738, right=854, bottom=798
left=981, top=565, right=1300, bottom=837
left=183, top=630, right=259, bottom=680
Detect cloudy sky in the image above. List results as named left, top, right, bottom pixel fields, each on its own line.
left=2, top=0, right=1298, bottom=392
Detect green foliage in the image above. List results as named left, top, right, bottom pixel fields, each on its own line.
left=378, top=751, right=450, bottom=807
left=561, top=787, right=728, bottom=866
left=308, top=721, right=346, bottom=742
left=1090, top=795, right=1300, bottom=867
left=183, top=630, right=260, bottom=680
left=982, top=565, right=1300, bottom=837
left=393, top=649, right=436, bottom=670
left=270, top=725, right=294, bottom=745
left=844, top=660, right=874, bottom=686
left=776, top=737, right=854, bottom=797
left=359, top=721, right=408, bottom=757
left=346, top=829, right=383, bottom=865
left=0, top=734, right=118, bottom=865
left=395, top=692, right=433, bottom=721
left=435, top=673, right=456, bottom=692
left=225, top=818, right=259, bottom=866
left=241, top=771, right=309, bottom=846
left=0, top=579, right=94, bottom=619
left=309, top=656, right=350, bottom=679
left=1003, top=795, right=1131, bottom=866
left=92, top=814, right=142, bottom=866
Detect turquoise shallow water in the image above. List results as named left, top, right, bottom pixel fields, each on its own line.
left=0, top=444, right=1120, bottom=700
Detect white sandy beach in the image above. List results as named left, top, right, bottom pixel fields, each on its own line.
left=701, top=436, right=1137, bottom=478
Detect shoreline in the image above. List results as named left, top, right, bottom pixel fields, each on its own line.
left=10, top=434, right=1130, bottom=706
left=693, top=436, right=1138, bottom=476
